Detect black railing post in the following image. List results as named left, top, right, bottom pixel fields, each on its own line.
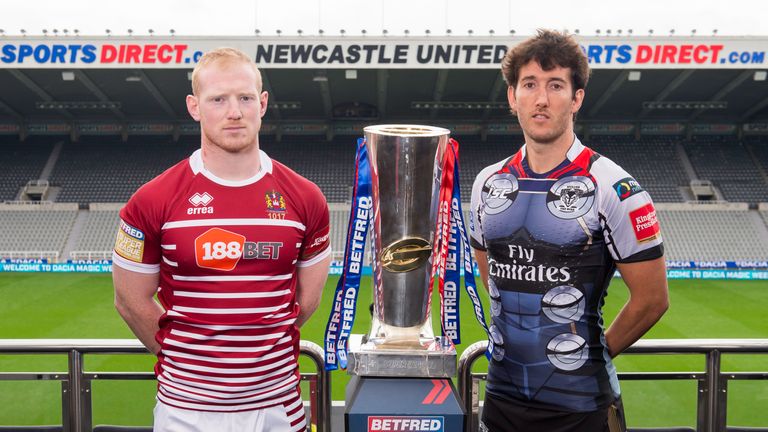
left=67, top=349, right=84, bottom=432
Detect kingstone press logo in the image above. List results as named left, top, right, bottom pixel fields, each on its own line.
left=629, top=203, right=660, bottom=243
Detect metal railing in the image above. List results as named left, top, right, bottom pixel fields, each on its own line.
left=69, top=251, right=113, bottom=261
left=0, top=339, right=331, bottom=432
left=458, top=339, right=768, bottom=432
left=0, top=251, right=59, bottom=260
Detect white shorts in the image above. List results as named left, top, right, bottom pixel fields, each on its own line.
left=153, top=399, right=307, bottom=432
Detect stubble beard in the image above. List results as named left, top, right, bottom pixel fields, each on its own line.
left=520, top=113, right=571, bottom=146
left=203, top=128, right=257, bottom=154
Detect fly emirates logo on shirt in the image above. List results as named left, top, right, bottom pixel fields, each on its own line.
left=195, top=228, right=283, bottom=271
left=488, top=244, right=571, bottom=283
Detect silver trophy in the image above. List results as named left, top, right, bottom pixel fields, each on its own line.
left=348, top=124, right=457, bottom=377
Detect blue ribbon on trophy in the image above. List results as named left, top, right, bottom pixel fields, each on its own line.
left=324, top=138, right=372, bottom=371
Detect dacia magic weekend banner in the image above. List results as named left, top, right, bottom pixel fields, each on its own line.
left=0, top=36, right=766, bottom=69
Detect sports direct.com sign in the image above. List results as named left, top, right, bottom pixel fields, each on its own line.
left=0, top=36, right=765, bottom=69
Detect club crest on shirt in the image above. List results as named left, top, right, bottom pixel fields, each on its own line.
left=481, top=173, right=519, bottom=215
left=265, top=190, right=287, bottom=219
left=546, top=176, right=595, bottom=219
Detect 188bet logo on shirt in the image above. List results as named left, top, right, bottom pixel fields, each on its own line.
left=195, top=228, right=282, bottom=271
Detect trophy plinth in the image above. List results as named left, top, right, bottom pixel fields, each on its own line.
left=347, top=334, right=457, bottom=377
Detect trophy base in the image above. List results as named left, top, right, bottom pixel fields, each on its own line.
left=347, top=334, right=457, bottom=377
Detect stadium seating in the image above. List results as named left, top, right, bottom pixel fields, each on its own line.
left=588, top=136, right=689, bottom=203
left=0, top=138, right=53, bottom=202
left=0, top=203, right=78, bottom=259
left=70, top=206, right=121, bottom=259
left=657, top=204, right=768, bottom=261
left=684, top=137, right=768, bottom=203
left=3, top=134, right=768, bottom=265
left=261, top=138, right=355, bottom=202
left=49, top=137, right=197, bottom=204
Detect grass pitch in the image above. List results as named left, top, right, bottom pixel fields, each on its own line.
left=0, top=273, right=766, bottom=428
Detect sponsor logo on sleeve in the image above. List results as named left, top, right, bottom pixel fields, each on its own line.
left=309, top=232, right=330, bottom=249
left=114, top=220, right=145, bottom=262
left=629, top=203, right=660, bottom=243
left=613, top=177, right=644, bottom=201
left=368, top=416, right=444, bottom=432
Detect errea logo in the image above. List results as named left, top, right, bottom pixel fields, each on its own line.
left=189, top=192, right=213, bottom=206
left=188, top=192, right=214, bottom=215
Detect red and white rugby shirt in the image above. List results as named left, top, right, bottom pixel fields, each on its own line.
left=113, top=149, right=330, bottom=417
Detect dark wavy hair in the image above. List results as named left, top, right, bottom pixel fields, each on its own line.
left=501, top=29, right=590, bottom=95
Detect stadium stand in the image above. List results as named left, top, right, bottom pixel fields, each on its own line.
left=588, top=136, right=689, bottom=203
left=70, top=204, right=122, bottom=260
left=0, top=203, right=78, bottom=260
left=49, top=137, right=197, bottom=205
left=656, top=203, right=768, bottom=261
left=0, top=138, right=54, bottom=202
left=2, top=135, right=768, bottom=265
left=457, top=136, right=522, bottom=199
left=456, top=136, right=691, bottom=202
left=760, top=204, right=768, bottom=228
left=684, top=137, right=768, bottom=203
left=262, top=138, right=355, bottom=202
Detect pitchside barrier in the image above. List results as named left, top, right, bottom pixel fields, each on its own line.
left=1, top=340, right=767, bottom=432
left=458, top=339, right=768, bottom=432
left=0, top=340, right=330, bottom=432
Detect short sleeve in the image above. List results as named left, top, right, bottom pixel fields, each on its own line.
left=297, top=183, right=331, bottom=267
left=595, top=159, right=664, bottom=263
left=113, top=190, right=162, bottom=273
left=469, top=165, right=497, bottom=251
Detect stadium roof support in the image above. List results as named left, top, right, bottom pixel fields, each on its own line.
left=316, top=70, right=333, bottom=121
left=740, top=94, right=768, bottom=122
left=261, top=70, right=282, bottom=122
left=377, top=70, right=388, bottom=119
left=688, top=70, right=752, bottom=122
left=588, top=71, right=630, bottom=118
left=0, top=97, right=24, bottom=122
left=638, top=70, right=695, bottom=119
left=133, top=70, right=178, bottom=120
left=73, top=70, right=127, bottom=121
left=7, top=69, right=75, bottom=121
left=430, top=70, right=449, bottom=120
left=481, top=73, right=506, bottom=122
